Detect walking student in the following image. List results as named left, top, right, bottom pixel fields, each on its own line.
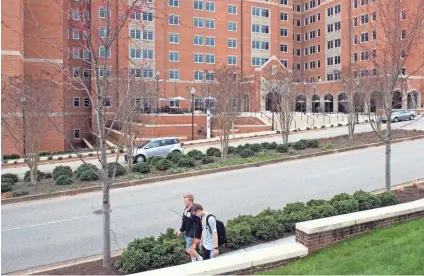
left=192, top=204, right=219, bottom=260
left=177, top=194, right=203, bottom=262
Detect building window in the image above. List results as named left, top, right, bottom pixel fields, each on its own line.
left=205, top=1, right=215, bottom=12
left=194, top=71, right=204, bottom=81
left=296, top=34, right=301, bottom=41
left=327, top=57, right=334, bottom=65
left=143, top=50, right=154, bottom=59
left=228, top=4, right=237, bottom=14
left=72, top=29, right=79, bottom=40
left=72, top=10, right=79, bottom=20
left=73, top=97, right=80, bottom=107
left=169, top=33, right=180, bottom=43
left=252, top=24, right=260, bottom=33
left=143, top=12, right=153, bottom=22
left=205, top=19, right=215, bottom=29
left=280, top=44, right=288, bottom=52
left=169, top=15, right=179, bottom=25
left=205, top=54, right=215, bottom=64
left=206, top=72, right=215, bottom=81
left=169, top=51, right=179, bottom=62
left=194, top=53, right=204, bottom=63
left=73, top=48, right=79, bottom=59
left=143, top=30, right=153, bottom=41
left=130, top=48, right=142, bottom=59
left=74, top=129, right=80, bottom=139
left=228, top=22, right=237, bottom=31
left=280, top=12, right=288, bottom=21
left=280, top=28, right=288, bottom=37
left=360, top=32, right=369, bottom=43
left=83, top=97, right=90, bottom=107
left=372, top=30, right=376, bottom=40
left=194, top=17, right=204, bottom=28
left=360, top=14, right=369, bottom=24
left=130, top=29, right=141, bottom=39
left=372, top=11, right=377, bottom=21
left=334, top=56, right=341, bottom=64
left=194, top=0, right=204, bottom=10
left=99, top=46, right=110, bottom=58
left=251, top=57, right=268, bottom=66
left=335, top=21, right=341, bottom=31
left=83, top=50, right=90, bottom=60
left=252, top=7, right=269, bottom=18
left=401, top=30, right=406, bottom=40
left=72, top=67, right=80, bottom=78
left=169, top=0, right=179, bottom=7
left=281, top=0, right=288, bottom=5
left=83, top=68, right=90, bottom=78
left=327, top=74, right=334, bottom=81
left=361, top=51, right=369, bottom=61
left=104, top=98, right=111, bottom=107
left=98, top=67, right=111, bottom=77
left=228, top=38, right=237, bottom=48
left=280, top=59, right=288, bottom=68
left=335, top=38, right=341, bottom=47
left=99, top=27, right=106, bottom=38
left=205, top=36, right=215, bottom=47
left=194, top=35, right=204, bottom=46
left=228, top=55, right=237, bottom=65
left=99, top=7, right=109, bottom=18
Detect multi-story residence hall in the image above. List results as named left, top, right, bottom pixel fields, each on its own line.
left=2, top=0, right=423, bottom=154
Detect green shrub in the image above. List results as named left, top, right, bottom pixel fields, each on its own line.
left=58, top=157, right=63, bottom=160
left=166, top=151, right=182, bottom=163
left=75, top=163, right=99, bottom=178
left=226, top=223, right=253, bottom=249
left=107, top=162, right=126, bottom=177
left=353, top=190, right=382, bottom=211
left=376, top=192, right=399, bottom=207
left=227, top=214, right=255, bottom=228
left=187, top=149, right=204, bottom=160
left=206, top=147, right=221, bottom=157
left=12, top=191, right=30, bottom=197
left=261, top=142, right=270, bottom=149
left=55, top=175, right=73, bottom=185
left=283, top=202, right=309, bottom=214
left=150, top=239, right=186, bottom=269
left=239, top=148, right=255, bottom=158
left=276, top=144, right=289, bottom=153
left=201, top=156, right=215, bottom=164
left=294, top=139, right=308, bottom=150
left=288, top=148, right=296, bottom=155
left=1, top=173, right=19, bottom=184
left=24, top=170, right=44, bottom=182
left=3, top=154, right=20, bottom=160
left=78, top=170, right=100, bottom=181
left=321, top=143, right=335, bottom=151
left=47, top=156, right=53, bottom=160
left=1, top=183, right=13, bottom=193
left=127, top=236, right=157, bottom=252
left=333, top=199, right=359, bottom=215
left=276, top=210, right=312, bottom=232
left=330, top=193, right=353, bottom=204
left=1, top=178, right=15, bottom=186
left=257, top=207, right=278, bottom=217
left=52, top=165, right=73, bottom=181
left=227, top=146, right=236, bottom=154
left=268, top=142, right=278, bottom=150
left=157, top=228, right=183, bottom=244
left=310, top=204, right=338, bottom=220
left=149, top=156, right=166, bottom=166
left=306, top=139, right=320, bottom=148
left=68, top=155, right=73, bottom=158
left=251, top=143, right=263, bottom=152
left=155, top=159, right=173, bottom=171
left=88, top=153, right=94, bottom=157
left=253, top=215, right=284, bottom=241
left=118, top=248, right=151, bottom=274
left=306, top=199, right=329, bottom=207
left=132, top=163, right=151, bottom=174
left=177, top=157, right=195, bottom=168
left=168, top=167, right=189, bottom=174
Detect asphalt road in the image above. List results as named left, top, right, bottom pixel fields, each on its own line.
left=2, top=139, right=424, bottom=273
left=2, top=117, right=424, bottom=177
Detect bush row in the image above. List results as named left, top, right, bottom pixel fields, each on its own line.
left=225, top=190, right=399, bottom=249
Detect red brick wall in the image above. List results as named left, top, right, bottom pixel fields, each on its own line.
left=296, top=210, right=424, bottom=253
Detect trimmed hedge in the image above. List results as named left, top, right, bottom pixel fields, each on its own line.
left=187, top=149, right=204, bottom=160
left=333, top=199, right=359, bottom=214
left=3, top=154, right=20, bottom=160
left=253, top=215, right=284, bottom=241
left=177, top=157, right=195, bottom=168
left=75, top=164, right=99, bottom=179
left=201, top=156, right=215, bottom=164
left=1, top=173, right=19, bottom=184
left=13, top=191, right=30, bottom=197
left=150, top=156, right=166, bottom=166
left=2, top=183, right=13, bottom=193
left=306, top=139, right=320, bottom=148
left=250, top=144, right=263, bottom=153
left=155, top=159, right=173, bottom=171
left=55, top=175, right=73, bottom=185
left=226, top=222, right=253, bottom=249
left=276, top=144, right=289, bottom=153
left=293, top=139, right=308, bottom=150
left=206, top=147, right=221, bottom=157
left=268, top=142, right=278, bottom=150
left=132, top=163, right=151, bottom=174
left=239, top=148, right=255, bottom=158
left=166, top=152, right=182, bottom=163
left=24, top=170, right=45, bottom=182
left=376, top=192, right=399, bottom=207
left=52, top=166, right=73, bottom=181
left=107, top=162, right=126, bottom=177
left=227, top=146, right=236, bottom=154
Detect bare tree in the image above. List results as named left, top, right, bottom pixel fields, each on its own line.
left=1, top=73, right=57, bottom=184
left=262, top=68, right=300, bottom=144
left=1, top=0, right=152, bottom=267
left=355, top=0, right=424, bottom=191
left=209, top=65, right=247, bottom=159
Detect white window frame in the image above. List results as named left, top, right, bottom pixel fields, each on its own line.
left=169, top=33, right=180, bottom=44
left=228, top=55, right=237, bottom=65
left=194, top=53, right=204, bottom=63
left=73, top=97, right=80, bottom=107
left=169, top=15, right=180, bottom=25
left=228, top=4, right=237, bottom=15
left=169, top=51, right=179, bottom=62
left=205, top=54, right=215, bottom=64
left=169, top=0, right=179, bottom=7
left=74, top=128, right=81, bottom=139
left=228, top=22, right=237, bottom=32
left=169, top=69, right=180, bottom=80
left=228, top=38, right=237, bottom=49
left=205, top=36, right=215, bottom=47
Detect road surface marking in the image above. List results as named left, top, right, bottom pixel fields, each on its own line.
left=1, top=215, right=94, bottom=232
left=301, top=167, right=353, bottom=179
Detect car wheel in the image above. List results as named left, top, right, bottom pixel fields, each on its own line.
left=394, top=117, right=399, bottom=123
left=135, top=155, right=146, bottom=163
left=410, top=115, right=414, bottom=120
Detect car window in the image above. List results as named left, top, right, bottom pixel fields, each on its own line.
left=138, top=140, right=151, bottom=148
left=146, top=140, right=161, bottom=149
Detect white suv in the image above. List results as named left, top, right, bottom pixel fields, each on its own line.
left=125, top=137, right=184, bottom=163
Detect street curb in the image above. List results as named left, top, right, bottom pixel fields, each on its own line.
left=5, top=250, right=123, bottom=276
left=3, top=134, right=424, bottom=205
left=370, top=178, right=424, bottom=195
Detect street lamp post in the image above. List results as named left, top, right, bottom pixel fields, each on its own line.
left=356, top=79, right=360, bottom=123
left=20, top=96, right=27, bottom=156
left=191, top=87, right=195, bottom=140
left=156, top=70, right=160, bottom=113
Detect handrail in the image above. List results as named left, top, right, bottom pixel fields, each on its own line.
left=303, top=112, right=315, bottom=128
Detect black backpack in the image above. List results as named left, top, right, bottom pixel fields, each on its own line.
left=206, top=214, right=226, bottom=247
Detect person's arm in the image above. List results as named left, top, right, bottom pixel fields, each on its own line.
left=209, top=217, right=219, bottom=255
left=177, top=211, right=186, bottom=237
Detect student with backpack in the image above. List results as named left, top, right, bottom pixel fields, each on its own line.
left=192, top=204, right=226, bottom=260
left=177, top=195, right=203, bottom=262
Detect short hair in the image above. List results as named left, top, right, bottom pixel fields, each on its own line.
left=184, top=194, right=194, bottom=202
left=191, top=203, right=203, bottom=212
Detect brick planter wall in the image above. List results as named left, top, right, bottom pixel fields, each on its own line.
left=224, top=257, right=300, bottom=275
left=296, top=210, right=424, bottom=253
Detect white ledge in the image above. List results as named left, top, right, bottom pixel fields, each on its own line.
left=135, top=242, right=307, bottom=275
left=296, top=199, right=424, bottom=234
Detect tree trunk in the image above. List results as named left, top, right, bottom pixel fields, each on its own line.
left=385, top=119, right=392, bottom=191
left=30, top=162, right=37, bottom=184
left=97, top=106, right=111, bottom=268
left=348, top=113, right=355, bottom=139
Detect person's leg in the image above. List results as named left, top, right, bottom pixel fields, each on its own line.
left=209, top=249, right=215, bottom=259
left=202, top=248, right=211, bottom=260
left=187, top=238, right=202, bottom=261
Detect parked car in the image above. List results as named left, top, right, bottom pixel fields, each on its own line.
left=125, top=137, right=184, bottom=163
left=381, top=109, right=417, bottom=123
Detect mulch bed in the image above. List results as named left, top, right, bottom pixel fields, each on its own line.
left=35, top=185, right=423, bottom=275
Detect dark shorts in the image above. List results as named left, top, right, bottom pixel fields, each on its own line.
left=202, top=248, right=215, bottom=260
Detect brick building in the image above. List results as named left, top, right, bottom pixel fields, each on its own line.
left=1, top=0, right=423, bottom=154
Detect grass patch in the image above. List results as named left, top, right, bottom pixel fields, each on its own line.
left=261, top=219, right=424, bottom=275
